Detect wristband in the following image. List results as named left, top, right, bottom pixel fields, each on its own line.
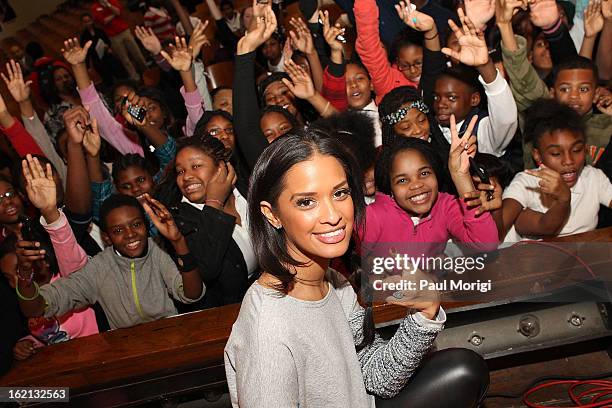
left=15, top=280, right=40, bottom=301
left=424, top=32, right=439, bottom=41
left=542, top=18, right=562, bottom=34
left=17, top=267, right=34, bottom=283
left=205, top=198, right=224, bottom=207
left=176, top=252, right=197, bottom=273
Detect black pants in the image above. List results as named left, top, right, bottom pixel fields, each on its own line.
left=375, top=348, right=489, bottom=408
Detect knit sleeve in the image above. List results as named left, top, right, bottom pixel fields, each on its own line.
left=349, top=303, right=445, bottom=398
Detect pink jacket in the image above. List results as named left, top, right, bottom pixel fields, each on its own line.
left=181, top=85, right=204, bottom=137
left=356, top=192, right=499, bottom=257
left=78, top=82, right=144, bottom=156
left=354, top=0, right=417, bottom=104
left=23, top=211, right=98, bottom=348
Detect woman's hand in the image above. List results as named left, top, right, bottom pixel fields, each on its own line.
left=120, top=90, right=147, bottom=127
left=464, top=0, right=496, bottom=30
left=13, top=339, right=36, bottom=360
left=1, top=60, right=33, bottom=103
left=288, top=17, right=315, bottom=55
left=584, top=0, right=604, bottom=38
left=134, top=26, right=162, bottom=55
left=529, top=0, right=559, bottom=28
left=282, top=60, right=315, bottom=100
left=61, top=37, right=91, bottom=66
left=381, top=266, right=441, bottom=320
left=441, top=9, right=489, bottom=67
left=22, top=155, right=57, bottom=215
left=395, top=0, right=436, bottom=32
left=142, top=194, right=183, bottom=242
left=160, top=36, right=193, bottom=72
left=320, top=10, right=345, bottom=53
left=237, top=6, right=277, bottom=55
left=204, top=161, right=236, bottom=207
left=188, top=20, right=211, bottom=59
left=463, top=176, right=503, bottom=215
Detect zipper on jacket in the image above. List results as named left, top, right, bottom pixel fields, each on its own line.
left=130, top=261, right=146, bottom=320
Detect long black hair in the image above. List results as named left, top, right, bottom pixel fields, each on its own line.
left=248, top=128, right=374, bottom=349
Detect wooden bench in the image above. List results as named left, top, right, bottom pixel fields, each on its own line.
left=2, top=227, right=611, bottom=406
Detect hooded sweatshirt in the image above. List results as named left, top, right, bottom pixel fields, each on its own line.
left=40, top=238, right=205, bottom=329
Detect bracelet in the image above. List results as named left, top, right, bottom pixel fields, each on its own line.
left=542, top=18, right=562, bottom=34
left=424, top=32, right=439, bottom=41
left=15, top=280, right=40, bottom=301
left=176, top=252, right=198, bottom=273
left=321, top=101, right=331, bottom=116
left=205, top=198, right=224, bottom=207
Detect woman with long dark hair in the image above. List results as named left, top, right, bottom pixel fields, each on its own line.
left=225, top=128, right=489, bottom=407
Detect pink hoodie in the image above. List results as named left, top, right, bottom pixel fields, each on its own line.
left=356, top=192, right=499, bottom=257
left=22, top=211, right=98, bottom=348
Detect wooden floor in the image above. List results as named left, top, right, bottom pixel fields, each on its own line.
left=484, top=338, right=612, bottom=408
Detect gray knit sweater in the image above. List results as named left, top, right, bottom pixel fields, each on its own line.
left=224, top=269, right=445, bottom=407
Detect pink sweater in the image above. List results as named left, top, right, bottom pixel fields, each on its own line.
left=23, top=211, right=98, bottom=348
left=78, top=82, right=144, bottom=156
left=356, top=192, right=499, bottom=257
left=354, top=0, right=417, bottom=104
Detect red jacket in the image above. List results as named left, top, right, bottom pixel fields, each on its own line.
left=322, top=66, right=348, bottom=112
left=91, top=0, right=129, bottom=37
left=354, top=0, right=417, bottom=103
left=1, top=118, right=45, bottom=157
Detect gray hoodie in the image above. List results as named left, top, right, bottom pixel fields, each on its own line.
left=40, top=239, right=205, bottom=330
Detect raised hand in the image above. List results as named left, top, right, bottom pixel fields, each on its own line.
left=289, top=17, right=314, bottom=55
left=395, top=0, right=435, bottom=32
left=464, top=0, right=496, bottom=30
left=134, top=26, right=162, bottom=55
left=188, top=20, right=211, bottom=58
left=1, top=60, right=33, bottom=103
left=495, top=0, right=528, bottom=25
left=464, top=176, right=503, bottom=215
left=584, top=0, right=604, bottom=38
left=448, top=114, right=478, bottom=176
left=594, top=86, right=612, bottom=115
left=525, top=165, right=571, bottom=202
left=160, top=36, right=193, bottom=72
left=22, top=154, right=57, bottom=214
left=603, top=0, right=612, bottom=19
left=142, top=194, right=183, bottom=242
left=205, top=161, right=236, bottom=206
left=63, top=106, right=94, bottom=145
left=441, top=9, right=489, bottom=67
left=237, top=6, right=277, bottom=54
left=282, top=37, right=294, bottom=63
left=529, top=0, right=559, bottom=28
left=282, top=60, right=315, bottom=100
left=120, top=90, right=147, bottom=127
left=320, top=10, right=345, bottom=52
left=61, top=37, right=92, bottom=66
left=82, top=118, right=101, bottom=157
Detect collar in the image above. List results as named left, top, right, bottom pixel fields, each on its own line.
left=361, top=100, right=378, bottom=113
left=268, top=54, right=285, bottom=72
left=181, top=188, right=242, bottom=210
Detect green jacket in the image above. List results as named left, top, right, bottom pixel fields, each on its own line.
left=502, top=35, right=612, bottom=167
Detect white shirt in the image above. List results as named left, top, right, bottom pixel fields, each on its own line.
left=360, top=100, right=382, bottom=147
left=439, top=69, right=517, bottom=157
left=182, top=189, right=258, bottom=277
left=267, top=54, right=285, bottom=73
left=502, top=165, right=612, bottom=242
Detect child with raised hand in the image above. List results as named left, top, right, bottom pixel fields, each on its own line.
left=160, top=23, right=215, bottom=137
left=12, top=154, right=99, bottom=359
left=16, top=189, right=205, bottom=330
left=434, top=9, right=518, bottom=158
left=61, top=37, right=144, bottom=156
left=282, top=60, right=338, bottom=118
left=359, top=114, right=499, bottom=257
left=498, top=99, right=612, bottom=242
left=498, top=0, right=612, bottom=166
left=0, top=60, right=67, bottom=186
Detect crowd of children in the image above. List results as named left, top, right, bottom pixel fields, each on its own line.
left=0, top=0, right=611, bottom=405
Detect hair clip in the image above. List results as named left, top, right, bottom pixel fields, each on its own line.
left=381, top=100, right=429, bottom=125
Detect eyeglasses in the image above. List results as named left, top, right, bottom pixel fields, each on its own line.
left=397, top=61, right=423, bottom=72
left=208, top=127, right=235, bottom=137
left=0, top=190, right=16, bottom=205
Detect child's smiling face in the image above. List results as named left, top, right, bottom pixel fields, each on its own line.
left=433, top=76, right=480, bottom=127
left=103, top=206, right=148, bottom=258
left=389, top=149, right=439, bottom=217
left=532, top=129, right=586, bottom=188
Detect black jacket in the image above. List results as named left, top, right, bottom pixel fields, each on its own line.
left=172, top=203, right=249, bottom=310
left=0, top=278, right=27, bottom=376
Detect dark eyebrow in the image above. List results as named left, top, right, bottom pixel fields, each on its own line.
left=289, top=180, right=348, bottom=200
